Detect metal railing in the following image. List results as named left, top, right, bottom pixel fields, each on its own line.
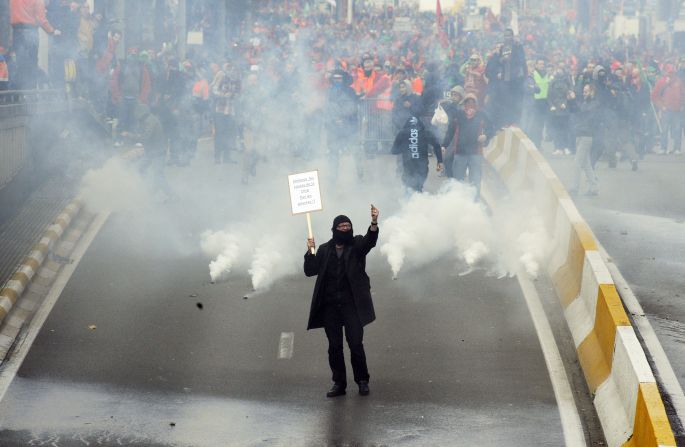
left=0, top=90, right=71, bottom=189
left=358, top=98, right=394, bottom=152
left=0, top=89, right=69, bottom=119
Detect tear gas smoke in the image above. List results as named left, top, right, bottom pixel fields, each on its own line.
left=380, top=181, right=552, bottom=279
left=380, top=182, right=493, bottom=278
left=79, top=157, right=152, bottom=212
left=198, top=157, right=402, bottom=292
left=200, top=228, right=245, bottom=282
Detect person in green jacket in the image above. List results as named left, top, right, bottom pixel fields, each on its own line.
left=529, top=58, right=550, bottom=148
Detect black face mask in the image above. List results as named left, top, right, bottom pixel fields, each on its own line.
left=331, top=215, right=354, bottom=246
left=333, top=230, right=354, bottom=246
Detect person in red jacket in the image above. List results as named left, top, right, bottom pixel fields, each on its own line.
left=10, top=0, right=61, bottom=89
left=652, top=65, right=685, bottom=154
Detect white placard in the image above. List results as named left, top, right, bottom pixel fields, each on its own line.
left=187, top=31, right=204, bottom=45
left=288, top=170, right=323, bottom=215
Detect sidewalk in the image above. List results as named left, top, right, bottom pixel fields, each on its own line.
left=0, top=176, right=77, bottom=289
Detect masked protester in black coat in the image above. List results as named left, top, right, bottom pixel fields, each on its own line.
left=304, top=207, right=379, bottom=398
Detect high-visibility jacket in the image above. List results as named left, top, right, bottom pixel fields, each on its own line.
left=533, top=70, right=550, bottom=100
left=353, top=68, right=378, bottom=96
left=376, top=79, right=393, bottom=111
left=10, top=0, right=54, bottom=34
left=193, top=79, right=210, bottom=100
left=0, top=58, right=8, bottom=83
left=412, top=76, right=424, bottom=95
left=367, top=73, right=393, bottom=110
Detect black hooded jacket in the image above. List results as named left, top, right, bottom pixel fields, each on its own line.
left=391, top=117, right=443, bottom=168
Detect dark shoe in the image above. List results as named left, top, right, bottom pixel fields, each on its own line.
left=358, top=381, right=370, bottom=396
left=326, top=383, right=346, bottom=398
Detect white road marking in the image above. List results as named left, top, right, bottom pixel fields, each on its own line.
left=516, top=269, right=587, bottom=447
left=0, top=211, right=110, bottom=403
left=278, top=332, right=294, bottom=360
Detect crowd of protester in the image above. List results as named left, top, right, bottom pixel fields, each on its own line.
left=3, top=0, right=685, bottom=197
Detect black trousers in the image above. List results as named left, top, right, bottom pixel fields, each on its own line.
left=323, top=301, right=369, bottom=386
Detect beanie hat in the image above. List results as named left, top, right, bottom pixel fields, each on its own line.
left=463, top=93, right=478, bottom=105
left=332, top=215, right=352, bottom=230
left=450, top=85, right=465, bottom=98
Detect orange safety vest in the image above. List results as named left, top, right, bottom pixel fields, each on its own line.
left=353, top=68, right=377, bottom=96
left=412, top=77, right=424, bottom=95
left=192, top=79, right=210, bottom=100
left=376, top=76, right=393, bottom=111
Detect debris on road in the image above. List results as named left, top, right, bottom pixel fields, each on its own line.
left=88, top=325, right=97, bottom=330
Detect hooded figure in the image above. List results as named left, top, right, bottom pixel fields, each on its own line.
left=391, top=116, right=443, bottom=192
left=304, top=208, right=380, bottom=397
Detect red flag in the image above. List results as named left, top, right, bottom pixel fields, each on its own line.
left=436, top=0, right=444, bottom=27
left=436, top=0, right=448, bottom=48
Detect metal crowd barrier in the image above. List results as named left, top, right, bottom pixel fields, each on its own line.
left=0, top=90, right=70, bottom=189
left=0, top=89, right=69, bottom=119
left=358, top=98, right=394, bottom=152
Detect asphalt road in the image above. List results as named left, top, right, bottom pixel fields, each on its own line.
left=0, top=147, right=594, bottom=446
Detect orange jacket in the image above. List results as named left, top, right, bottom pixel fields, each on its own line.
left=193, top=79, right=210, bottom=100
left=353, top=67, right=378, bottom=96
left=0, top=61, right=8, bottom=83
left=370, top=74, right=393, bottom=110
left=10, top=0, right=55, bottom=34
left=412, top=77, right=424, bottom=95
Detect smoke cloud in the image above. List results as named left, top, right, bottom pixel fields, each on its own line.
left=379, top=181, right=552, bottom=279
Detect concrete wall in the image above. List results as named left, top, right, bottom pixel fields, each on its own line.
left=483, top=127, right=677, bottom=447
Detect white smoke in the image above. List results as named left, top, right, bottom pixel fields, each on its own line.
left=248, top=233, right=299, bottom=291
left=79, top=156, right=152, bottom=212
left=490, top=192, right=551, bottom=277
left=380, top=181, right=493, bottom=278
left=380, top=181, right=551, bottom=279
left=200, top=229, right=246, bottom=282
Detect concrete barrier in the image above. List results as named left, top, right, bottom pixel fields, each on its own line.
left=484, top=127, right=676, bottom=447
left=0, top=199, right=82, bottom=325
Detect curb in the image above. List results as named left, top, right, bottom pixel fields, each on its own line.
left=484, top=127, right=677, bottom=447
left=0, top=199, right=82, bottom=326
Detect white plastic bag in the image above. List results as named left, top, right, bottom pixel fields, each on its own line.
left=431, top=103, right=448, bottom=126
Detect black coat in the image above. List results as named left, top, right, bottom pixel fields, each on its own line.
left=303, top=227, right=378, bottom=330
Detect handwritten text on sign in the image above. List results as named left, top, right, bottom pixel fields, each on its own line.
left=288, top=170, right=323, bottom=214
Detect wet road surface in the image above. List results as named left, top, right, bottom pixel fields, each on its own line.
left=0, top=210, right=572, bottom=446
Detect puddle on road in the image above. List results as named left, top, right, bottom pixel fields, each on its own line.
left=652, top=316, right=685, bottom=345
left=0, top=377, right=563, bottom=446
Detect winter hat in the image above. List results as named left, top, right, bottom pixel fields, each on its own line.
left=463, top=93, right=478, bottom=105
left=401, top=79, right=413, bottom=93
left=450, top=85, right=465, bottom=99
left=332, top=215, right=352, bottom=230
left=592, top=65, right=606, bottom=81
